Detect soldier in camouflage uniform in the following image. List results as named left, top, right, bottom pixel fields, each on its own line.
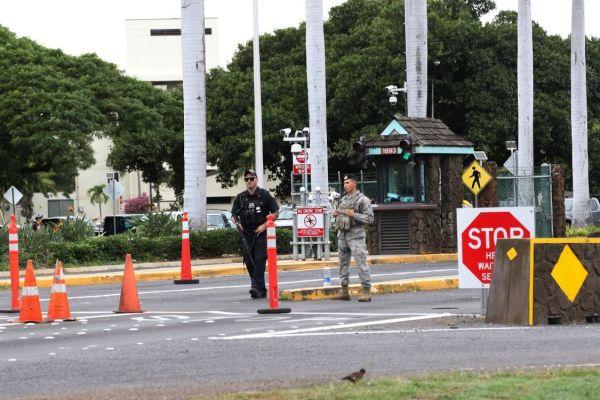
left=332, top=173, right=374, bottom=302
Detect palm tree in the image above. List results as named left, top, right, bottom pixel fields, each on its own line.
left=404, top=0, right=428, bottom=117
left=571, top=0, right=591, bottom=226
left=517, top=0, right=534, bottom=205
left=87, top=184, right=109, bottom=219
left=181, top=0, right=207, bottom=230
left=305, top=0, right=329, bottom=195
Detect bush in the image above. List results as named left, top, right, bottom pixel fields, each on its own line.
left=133, top=213, right=181, bottom=238
left=566, top=225, right=600, bottom=237
left=0, top=225, right=299, bottom=271
left=123, top=194, right=151, bottom=214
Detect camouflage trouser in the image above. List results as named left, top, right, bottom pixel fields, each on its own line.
left=338, top=236, right=371, bottom=289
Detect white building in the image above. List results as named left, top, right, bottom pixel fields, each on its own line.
left=30, top=17, right=266, bottom=221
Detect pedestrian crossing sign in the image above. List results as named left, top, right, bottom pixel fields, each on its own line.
left=462, top=161, right=492, bottom=195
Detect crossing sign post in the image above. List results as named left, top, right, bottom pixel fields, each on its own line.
left=462, top=161, right=492, bottom=196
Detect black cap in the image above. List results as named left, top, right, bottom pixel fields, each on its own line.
left=244, top=169, right=257, bottom=177
left=343, top=173, right=358, bottom=181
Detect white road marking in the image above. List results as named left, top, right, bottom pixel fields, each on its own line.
left=212, top=313, right=453, bottom=340
left=34, top=269, right=456, bottom=302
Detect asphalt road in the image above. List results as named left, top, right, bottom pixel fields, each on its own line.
left=1, top=261, right=600, bottom=400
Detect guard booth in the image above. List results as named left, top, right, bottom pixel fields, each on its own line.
left=363, top=117, right=474, bottom=255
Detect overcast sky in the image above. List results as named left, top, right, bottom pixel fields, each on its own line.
left=0, top=0, right=598, bottom=71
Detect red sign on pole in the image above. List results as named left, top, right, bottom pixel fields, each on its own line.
left=457, top=208, right=535, bottom=288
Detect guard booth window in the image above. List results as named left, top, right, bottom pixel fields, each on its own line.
left=382, top=160, right=425, bottom=203
left=47, top=199, right=74, bottom=217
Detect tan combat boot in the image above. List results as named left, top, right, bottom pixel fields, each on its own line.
left=357, top=287, right=371, bottom=302
left=332, top=285, right=351, bottom=301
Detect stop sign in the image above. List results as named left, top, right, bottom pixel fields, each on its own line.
left=458, top=208, right=535, bottom=288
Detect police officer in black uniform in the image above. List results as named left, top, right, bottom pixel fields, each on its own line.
left=231, top=169, right=279, bottom=299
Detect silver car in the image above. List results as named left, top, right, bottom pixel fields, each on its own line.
left=565, top=197, right=600, bottom=226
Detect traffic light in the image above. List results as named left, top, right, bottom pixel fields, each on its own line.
left=350, top=136, right=367, bottom=167
left=399, top=138, right=412, bottom=160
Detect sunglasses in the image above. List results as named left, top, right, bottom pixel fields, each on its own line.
left=244, top=177, right=256, bottom=182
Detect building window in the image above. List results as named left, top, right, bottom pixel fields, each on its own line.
left=150, top=28, right=181, bottom=36
left=47, top=199, right=74, bottom=218
left=150, top=28, right=212, bottom=36
left=382, top=160, right=425, bottom=203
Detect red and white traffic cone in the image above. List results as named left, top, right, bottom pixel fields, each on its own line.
left=174, top=212, right=199, bottom=284
left=47, top=260, right=75, bottom=321
left=1, top=215, right=20, bottom=313
left=258, top=214, right=291, bottom=314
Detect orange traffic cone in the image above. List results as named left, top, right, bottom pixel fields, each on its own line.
left=114, top=254, right=143, bottom=313
left=18, top=260, right=43, bottom=323
left=47, top=260, right=75, bottom=321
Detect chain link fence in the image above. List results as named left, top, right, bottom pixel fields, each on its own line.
left=497, top=165, right=553, bottom=237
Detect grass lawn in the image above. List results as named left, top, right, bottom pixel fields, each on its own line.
left=202, top=368, right=600, bottom=400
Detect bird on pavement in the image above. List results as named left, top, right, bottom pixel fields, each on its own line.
left=342, top=368, right=366, bottom=383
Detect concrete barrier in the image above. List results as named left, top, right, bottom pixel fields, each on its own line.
left=487, top=238, right=600, bottom=325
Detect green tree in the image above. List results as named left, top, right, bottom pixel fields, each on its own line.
left=87, top=184, right=109, bottom=219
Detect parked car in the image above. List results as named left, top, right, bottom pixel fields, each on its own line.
left=207, top=212, right=232, bottom=231
left=208, top=209, right=234, bottom=227
left=275, top=205, right=293, bottom=229
left=41, top=216, right=96, bottom=231
left=565, top=197, right=600, bottom=226
left=102, top=214, right=144, bottom=235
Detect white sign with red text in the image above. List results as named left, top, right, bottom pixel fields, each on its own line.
left=292, top=149, right=311, bottom=175
left=457, top=207, right=535, bottom=288
left=296, top=207, right=324, bottom=237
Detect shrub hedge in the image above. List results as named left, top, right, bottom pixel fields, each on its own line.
left=1, top=228, right=297, bottom=270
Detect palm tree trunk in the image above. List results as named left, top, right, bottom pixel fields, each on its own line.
left=305, top=0, right=329, bottom=196
left=181, top=0, right=207, bottom=230
left=405, top=0, right=428, bottom=117
left=517, top=0, right=534, bottom=205
left=571, top=0, right=591, bottom=226
left=99, top=203, right=102, bottom=220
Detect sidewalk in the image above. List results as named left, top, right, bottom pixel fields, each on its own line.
left=0, top=253, right=457, bottom=289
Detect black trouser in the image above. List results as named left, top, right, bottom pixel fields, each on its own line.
left=242, top=232, right=267, bottom=291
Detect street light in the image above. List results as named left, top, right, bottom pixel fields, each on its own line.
left=431, top=60, right=440, bottom=119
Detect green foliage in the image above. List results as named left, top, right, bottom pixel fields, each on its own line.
left=0, top=25, right=182, bottom=216
left=566, top=225, right=600, bottom=237
left=133, top=213, right=182, bottom=238
left=1, top=227, right=294, bottom=270
left=205, top=368, right=600, bottom=400
left=52, top=217, right=95, bottom=242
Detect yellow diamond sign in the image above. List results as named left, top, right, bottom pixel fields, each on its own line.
left=462, top=161, right=492, bottom=196
left=551, top=245, right=588, bottom=303
left=506, top=247, right=518, bottom=261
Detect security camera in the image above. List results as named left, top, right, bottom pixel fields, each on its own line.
left=389, top=96, right=398, bottom=106
left=280, top=128, right=292, bottom=137
left=302, top=127, right=310, bottom=134
left=385, top=85, right=396, bottom=94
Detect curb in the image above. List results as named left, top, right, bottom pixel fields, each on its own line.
left=0, top=253, right=457, bottom=289
left=278, top=276, right=459, bottom=301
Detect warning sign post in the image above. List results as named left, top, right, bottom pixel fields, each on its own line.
left=296, top=207, right=324, bottom=237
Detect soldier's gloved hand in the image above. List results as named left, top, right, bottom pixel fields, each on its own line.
left=333, top=210, right=340, bottom=217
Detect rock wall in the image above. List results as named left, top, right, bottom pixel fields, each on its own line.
left=440, top=155, right=463, bottom=252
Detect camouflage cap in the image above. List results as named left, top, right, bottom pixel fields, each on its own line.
left=343, top=173, right=358, bottom=181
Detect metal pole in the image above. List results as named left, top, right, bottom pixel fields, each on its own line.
left=431, top=78, right=435, bottom=119
left=11, top=188, right=15, bottom=217
left=137, top=171, right=142, bottom=196
left=315, top=187, right=322, bottom=260
left=112, top=180, right=117, bottom=236
left=253, top=0, right=264, bottom=183
left=360, top=170, right=364, bottom=193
